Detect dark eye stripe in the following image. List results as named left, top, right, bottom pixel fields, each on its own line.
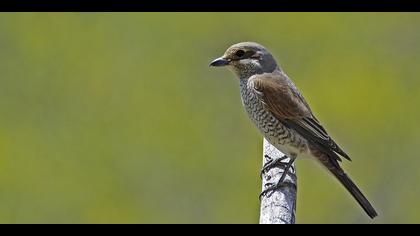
left=233, top=50, right=256, bottom=60
left=235, top=50, right=245, bottom=57
left=244, top=50, right=256, bottom=58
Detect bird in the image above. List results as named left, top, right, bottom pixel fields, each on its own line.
left=209, top=42, right=378, bottom=219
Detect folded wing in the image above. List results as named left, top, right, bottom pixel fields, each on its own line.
left=251, top=71, right=350, bottom=161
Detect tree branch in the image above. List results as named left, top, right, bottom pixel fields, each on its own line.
left=259, top=138, right=297, bottom=224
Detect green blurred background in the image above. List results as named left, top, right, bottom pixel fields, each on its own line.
left=0, top=13, right=419, bottom=224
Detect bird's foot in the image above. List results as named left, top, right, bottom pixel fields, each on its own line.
left=260, top=154, right=289, bottom=179
left=259, top=181, right=289, bottom=200
left=259, top=155, right=297, bottom=201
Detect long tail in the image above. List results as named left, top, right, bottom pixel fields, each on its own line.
left=317, top=152, right=378, bottom=219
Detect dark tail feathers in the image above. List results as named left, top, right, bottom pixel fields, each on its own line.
left=330, top=167, right=378, bottom=219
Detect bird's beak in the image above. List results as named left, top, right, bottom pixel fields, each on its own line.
left=209, top=57, right=230, bottom=67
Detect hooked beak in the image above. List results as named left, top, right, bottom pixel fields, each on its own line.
left=209, top=57, right=230, bottom=67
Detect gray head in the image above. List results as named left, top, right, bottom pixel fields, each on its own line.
left=209, top=42, right=280, bottom=78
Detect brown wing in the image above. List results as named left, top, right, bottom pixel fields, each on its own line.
left=251, top=71, right=350, bottom=161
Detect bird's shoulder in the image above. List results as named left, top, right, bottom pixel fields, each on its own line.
left=248, top=70, right=313, bottom=119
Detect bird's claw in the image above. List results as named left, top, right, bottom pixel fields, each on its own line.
left=259, top=155, right=297, bottom=201
left=259, top=181, right=288, bottom=200
left=260, top=155, right=288, bottom=179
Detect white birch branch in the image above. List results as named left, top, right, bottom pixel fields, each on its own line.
left=259, top=138, right=297, bottom=224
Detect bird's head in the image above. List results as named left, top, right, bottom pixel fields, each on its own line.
left=209, top=42, right=279, bottom=78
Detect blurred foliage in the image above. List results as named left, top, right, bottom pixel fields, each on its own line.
left=0, top=13, right=419, bottom=223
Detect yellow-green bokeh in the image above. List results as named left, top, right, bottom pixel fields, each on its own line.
left=0, top=13, right=419, bottom=223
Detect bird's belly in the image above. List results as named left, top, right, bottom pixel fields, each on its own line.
left=240, top=87, right=308, bottom=158
left=254, top=114, right=307, bottom=158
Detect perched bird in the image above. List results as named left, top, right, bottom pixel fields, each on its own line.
left=209, top=42, right=378, bottom=219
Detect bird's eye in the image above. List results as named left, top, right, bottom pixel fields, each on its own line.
left=235, top=50, right=245, bottom=57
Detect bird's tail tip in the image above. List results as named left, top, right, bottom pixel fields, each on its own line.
left=335, top=171, right=378, bottom=219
